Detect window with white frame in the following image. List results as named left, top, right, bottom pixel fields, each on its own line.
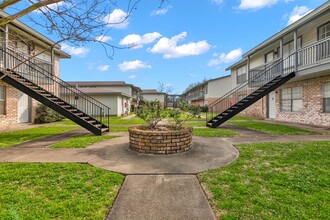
left=236, top=65, right=247, bottom=84
left=0, top=86, right=5, bottom=115
left=318, top=22, right=330, bottom=40
left=323, top=82, right=330, bottom=113
left=281, top=87, right=303, bottom=112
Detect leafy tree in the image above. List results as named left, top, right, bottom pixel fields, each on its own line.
left=167, top=101, right=201, bottom=130
left=136, top=100, right=167, bottom=130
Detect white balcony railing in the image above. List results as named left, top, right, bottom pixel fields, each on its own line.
left=297, top=37, right=330, bottom=68
left=185, top=91, right=205, bottom=101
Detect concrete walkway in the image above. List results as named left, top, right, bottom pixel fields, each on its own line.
left=1, top=123, right=330, bottom=219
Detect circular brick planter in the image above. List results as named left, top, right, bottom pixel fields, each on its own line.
left=128, top=126, right=193, bottom=154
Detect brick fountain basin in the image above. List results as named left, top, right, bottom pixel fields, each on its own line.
left=128, top=126, right=193, bottom=154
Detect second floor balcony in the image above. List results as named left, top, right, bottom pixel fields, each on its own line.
left=248, top=37, right=330, bottom=84
left=185, top=91, right=205, bottom=101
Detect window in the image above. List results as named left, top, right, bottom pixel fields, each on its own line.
left=0, top=86, right=5, bottom=115
left=318, top=22, right=330, bottom=40
left=323, top=82, right=330, bottom=113
left=237, top=65, right=247, bottom=84
left=281, top=87, right=303, bottom=112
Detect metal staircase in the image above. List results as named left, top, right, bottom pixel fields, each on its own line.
left=0, top=47, right=110, bottom=135
left=206, top=53, right=296, bottom=128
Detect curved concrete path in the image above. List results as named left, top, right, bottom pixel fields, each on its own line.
left=0, top=131, right=239, bottom=220
left=88, top=136, right=239, bottom=174
left=2, top=123, right=329, bottom=220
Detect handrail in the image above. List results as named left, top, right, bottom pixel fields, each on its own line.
left=207, top=37, right=330, bottom=123
left=297, top=36, right=330, bottom=52
left=0, top=46, right=110, bottom=129
left=5, top=47, right=111, bottom=112
left=206, top=53, right=295, bottom=122
left=208, top=57, right=285, bottom=108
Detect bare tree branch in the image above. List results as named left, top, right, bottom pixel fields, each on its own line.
left=0, top=0, right=21, bottom=11
left=0, top=0, right=63, bottom=26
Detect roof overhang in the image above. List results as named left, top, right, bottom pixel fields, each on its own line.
left=242, top=1, right=330, bottom=58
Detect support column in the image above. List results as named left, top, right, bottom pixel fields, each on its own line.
left=4, top=24, right=9, bottom=69
left=247, top=56, right=250, bottom=81
left=280, top=38, right=283, bottom=74
left=293, top=30, right=297, bottom=71
left=50, top=47, right=54, bottom=76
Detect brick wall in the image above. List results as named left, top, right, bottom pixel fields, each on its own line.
left=275, top=74, right=330, bottom=126
left=129, top=126, right=193, bottom=154
left=235, top=74, right=330, bottom=126
left=239, top=97, right=267, bottom=119
left=0, top=81, right=18, bottom=127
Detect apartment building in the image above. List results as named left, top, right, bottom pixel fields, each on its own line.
left=207, top=1, right=330, bottom=127
left=182, top=75, right=232, bottom=106
left=65, top=81, right=143, bottom=116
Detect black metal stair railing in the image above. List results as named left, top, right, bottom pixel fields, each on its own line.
left=206, top=53, right=296, bottom=123
left=0, top=46, right=110, bottom=129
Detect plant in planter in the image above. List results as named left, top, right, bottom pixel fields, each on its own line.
left=167, top=101, right=201, bottom=130
left=136, top=100, right=167, bottom=130
left=130, top=100, right=201, bottom=154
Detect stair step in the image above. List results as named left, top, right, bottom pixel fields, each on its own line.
left=101, top=128, right=109, bottom=133
left=49, top=97, right=60, bottom=100
left=54, top=101, right=65, bottom=105
left=5, top=68, right=110, bottom=135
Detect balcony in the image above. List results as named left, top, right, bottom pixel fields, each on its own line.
left=185, top=91, right=205, bottom=101
left=249, top=37, right=330, bottom=84
left=297, top=37, right=330, bottom=70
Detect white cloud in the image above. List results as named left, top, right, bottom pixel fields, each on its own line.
left=61, top=43, right=89, bottom=57
left=95, top=35, right=112, bottom=42
left=119, top=32, right=162, bottom=49
left=98, top=65, right=110, bottom=71
left=34, top=1, right=65, bottom=13
left=149, top=32, right=211, bottom=59
left=210, top=0, right=224, bottom=5
left=151, top=7, right=171, bottom=16
left=129, top=75, right=137, bottom=79
left=119, top=60, right=152, bottom=72
left=286, top=6, right=312, bottom=25
left=238, top=0, right=278, bottom=10
left=208, top=48, right=243, bottom=66
left=103, top=9, right=129, bottom=29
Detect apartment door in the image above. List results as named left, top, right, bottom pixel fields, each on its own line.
left=267, top=91, right=276, bottom=119
left=18, top=91, right=31, bottom=123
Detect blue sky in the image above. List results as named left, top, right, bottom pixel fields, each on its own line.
left=28, top=0, right=329, bottom=93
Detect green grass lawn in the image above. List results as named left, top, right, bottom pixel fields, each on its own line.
left=228, top=115, right=258, bottom=121
left=108, top=117, right=145, bottom=125
left=229, top=121, right=320, bottom=135
left=180, top=120, right=207, bottom=127
left=199, top=141, right=330, bottom=220
left=192, top=128, right=238, bottom=137
left=0, top=126, right=78, bottom=149
left=109, top=126, right=129, bottom=132
left=0, top=163, right=124, bottom=220
left=50, top=135, right=119, bottom=148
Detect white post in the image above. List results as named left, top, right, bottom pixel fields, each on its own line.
left=294, top=30, right=297, bottom=71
